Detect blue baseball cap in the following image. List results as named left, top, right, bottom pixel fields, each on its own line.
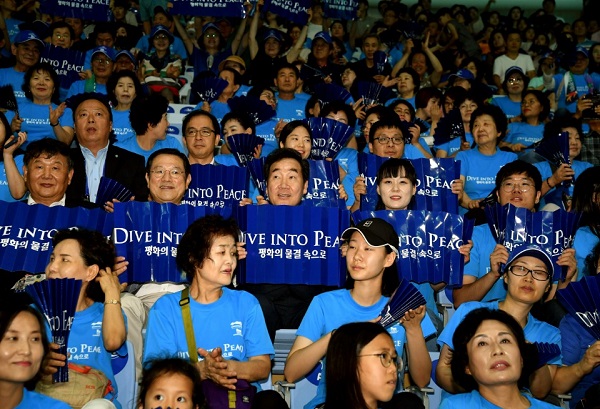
left=505, top=244, right=554, bottom=279
left=14, top=30, right=44, bottom=49
left=202, top=22, right=220, bottom=34
left=575, top=46, right=589, bottom=58
left=450, top=68, right=474, bottom=81
left=91, top=45, right=116, bottom=61
left=263, top=28, right=283, bottom=42
left=150, top=24, right=174, bottom=43
left=115, top=50, right=137, bottom=67
left=505, top=66, right=525, bottom=79
left=313, top=31, right=332, bottom=45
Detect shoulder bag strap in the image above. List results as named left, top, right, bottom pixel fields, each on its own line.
left=180, top=287, right=198, bottom=363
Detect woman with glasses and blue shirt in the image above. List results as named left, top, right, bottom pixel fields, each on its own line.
left=490, top=66, right=529, bottom=121
left=321, top=322, right=402, bottom=409
left=436, top=244, right=560, bottom=400
left=284, top=218, right=434, bottom=409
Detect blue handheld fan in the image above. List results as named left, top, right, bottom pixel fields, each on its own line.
left=378, top=280, right=426, bottom=327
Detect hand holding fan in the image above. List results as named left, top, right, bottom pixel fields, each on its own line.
left=557, top=274, right=600, bottom=340
left=26, top=278, right=82, bottom=382
left=306, top=117, right=354, bottom=160
left=377, top=279, right=426, bottom=327
left=433, top=109, right=465, bottom=147
left=227, top=95, right=276, bottom=126
left=227, top=133, right=265, bottom=167
left=95, top=177, right=133, bottom=205
left=191, top=76, right=228, bottom=104
left=533, top=131, right=571, bottom=187
left=314, top=83, right=352, bottom=105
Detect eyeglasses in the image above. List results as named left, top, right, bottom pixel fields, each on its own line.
left=149, top=168, right=185, bottom=179
left=53, top=33, right=71, bottom=39
left=204, top=33, right=218, bottom=38
left=507, top=77, right=523, bottom=84
left=374, top=136, right=404, bottom=145
left=500, top=180, right=534, bottom=193
left=92, top=58, right=112, bottom=65
left=154, top=33, right=169, bottom=40
left=507, top=265, right=550, bottom=281
left=357, top=352, right=404, bottom=372
left=185, top=128, right=215, bottom=138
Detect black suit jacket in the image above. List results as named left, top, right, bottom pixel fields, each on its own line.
left=67, top=143, right=149, bottom=205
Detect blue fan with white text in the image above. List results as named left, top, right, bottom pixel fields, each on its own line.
left=191, top=76, right=228, bottom=104
left=26, top=277, right=82, bottom=383
left=227, top=95, right=276, bottom=126
left=378, top=279, right=426, bottom=327
left=227, top=133, right=265, bottom=167
left=557, top=274, right=600, bottom=340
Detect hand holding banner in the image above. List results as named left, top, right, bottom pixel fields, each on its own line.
left=352, top=209, right=473, bottom=286
left=183, top=164, right=249, bottom=208
left=235, top=205, right=349, bottom=286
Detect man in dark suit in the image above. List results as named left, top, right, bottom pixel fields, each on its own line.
left=67, top=93, right=149, bottom=207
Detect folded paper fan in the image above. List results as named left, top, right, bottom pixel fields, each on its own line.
left=373, top=51, right=388, bottom=75
left=433, top=109, right=465, bottom=146
left=378, top=279, right=426, bottom=327
left=533, top=342, right=561, bottom=369
left=191, top=76, right=228, bottom=104
left=306, top=117, right=354, bottom=160
left=314, top=83, right=352, bottom=105
left=557, top=274, right=600, bottom=340
left=95, top=177, right=133, bottom=205
left=227, top=133, right=265, bottom=167
left=227, top=95, right=276, bottom=125
left=0, top=84, right=18, bottom=114
left=533, top=131, right=571, bottom=187
left=247, top=157, right=267, bottom=197
left=26, top=278, right=82, bottom=382
left=357, top=81, right=394, bottom=106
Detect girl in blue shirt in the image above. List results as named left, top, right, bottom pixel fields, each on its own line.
left=0, top=303, right=70, bottom=409
left=284, top=218, right=433, bottom=409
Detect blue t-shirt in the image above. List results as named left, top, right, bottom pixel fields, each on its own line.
left=438, top=300, right=562, bottom=366
left=136, top=35, right=188, bottom=60
left=115, top=135, right=185, bottom=163
left=560, top=314, right=600, bottom=408
left=67, top=302, right=126, bottom=409
left=506, top=122, right=544, bottom=148
left=440, top=390, right=557, bottom=409
left=66, top=80, right=107, bottom=98
left=0, top=155, right=25, bottom=202
left=4, top=100, right=75, bottom=148
left=490, top=96, right=521, bottom=119
left=275, top=98, right=306, bottom=123
left=457, top=148, right=517, bottom=209
left=190, top=47, right=232, bottom=77
left=0, top=67, right=27, bottom=104
left=256, top=118, right=278, bottom=157
left=534, top=160, right=593, bottom=208
left=15, top=389, right=70, bottom=409
left=573, top=226, right=599, bottom=278
left=297, top=289, right=436, bottom=409
left=554, top=72, right=600, bottom=113
left=434, top=133, right=474, bottom=157
left=143, top=288, right=274, bottom=376
left=111, top=109, right=135, bottom=141
left=462, top=225, right=507, bottom=302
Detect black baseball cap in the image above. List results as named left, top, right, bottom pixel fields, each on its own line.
left=342, top=218, right=399, bottom=255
